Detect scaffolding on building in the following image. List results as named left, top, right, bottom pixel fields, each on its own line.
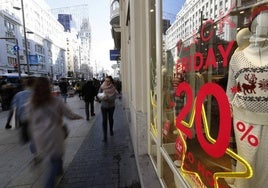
left=49, top=4, right=89, bottom=30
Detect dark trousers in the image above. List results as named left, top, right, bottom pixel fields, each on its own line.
left=85, top=100, right=94, bottom=119
left=20, top=120, right=30, bottom=143
left=61, top=93, right=67, bottom=103
left=6, top=109, right=13, bottom=126
left=101, top=106, right=115, bottom=139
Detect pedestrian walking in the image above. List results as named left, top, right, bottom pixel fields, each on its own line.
left=93, top=78, right=101, bottom=102
left=81, top=80, right=96, bottom=120
left=5, top=77, right=35, bottom=134
left=115, top=79, right=122, bottom=99
left=0, top=80, right=20, bottom=111
left=24, top=77, right=83, bottom=188
left=98, top=76, right=118, bottom=142
left=58, top=78, right=68, bottom=103
left=75, top=82, right=82, bottom=99
left=5, top=77, right=36, bottom=143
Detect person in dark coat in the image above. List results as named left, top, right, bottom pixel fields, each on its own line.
left=58, top=78, right=68, bottom=103
left=81, top=80, right=96, bottom=120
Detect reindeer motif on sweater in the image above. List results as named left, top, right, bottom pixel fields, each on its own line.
left=226, top=51, right=268, bottom=113
left=241, top=73, right=257, bottom=95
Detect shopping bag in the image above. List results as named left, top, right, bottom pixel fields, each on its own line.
left=97, top=92, right=106, bottom=100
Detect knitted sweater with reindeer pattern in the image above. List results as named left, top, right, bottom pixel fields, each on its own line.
left=226, top=51, right=268, bottom=114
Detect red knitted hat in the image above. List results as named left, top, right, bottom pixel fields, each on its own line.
left=248, top=5, right=268, bottom=31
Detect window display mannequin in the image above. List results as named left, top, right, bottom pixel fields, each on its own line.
left=225, top=27, right=251, bottom=185
left=226, top=5, right=268, bottom=188
left=235, top=27, right=251, bottom=52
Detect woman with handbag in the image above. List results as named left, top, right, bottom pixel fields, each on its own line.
left=98, top=76, right=118, bottom=143
left=24, top=77, right=82, bottom=188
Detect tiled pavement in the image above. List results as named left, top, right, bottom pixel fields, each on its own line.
left=0, top=96, right=141, bottom=188
left=58, top=98, right=141, bottom=188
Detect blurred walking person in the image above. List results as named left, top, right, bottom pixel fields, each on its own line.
left=58, top=78, right=68, bottom=103
left=5, top=77, right=36, bottom=143
left=24, top=77, right=82, bottom=188
left=5, top=78, right=32, bottom=126
left=75, top=82, right=82, bottom=99
left=115, top=79, right=122, bottom=99
left=98, top=76, right=118, bottom=142
left=81, top=80, right=96, bottom=120
left=93, top=78, right=101, bottom=102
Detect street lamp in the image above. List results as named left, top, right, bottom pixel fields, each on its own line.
left=0, top=37, right=21, bottom=79
left=13, top=0, right=30, bottom=74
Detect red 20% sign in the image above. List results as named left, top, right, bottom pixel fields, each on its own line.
left=175, top=82, right=232, bottom=158
left=236, top=121, right=259, bottom=147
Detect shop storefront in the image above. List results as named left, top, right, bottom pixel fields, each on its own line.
left=146, top=0, right=268, bottom=187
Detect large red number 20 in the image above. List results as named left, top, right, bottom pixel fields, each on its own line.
left=176, top=82, right=231, bottom=158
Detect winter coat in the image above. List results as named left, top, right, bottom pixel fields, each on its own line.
left=82, top=81, right=96, bottom=102
left=25, top=97, right=81, bottom=158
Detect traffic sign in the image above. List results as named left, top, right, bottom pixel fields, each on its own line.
left=13, top=45, right=19, bottom=51
left=29, top=54, right=38, bottom=65
left=110, top=49, right=120, bottom=61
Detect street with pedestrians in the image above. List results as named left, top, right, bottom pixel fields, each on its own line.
left=0, top=95, right=140, bottom=188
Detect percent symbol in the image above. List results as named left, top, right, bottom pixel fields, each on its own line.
left=236, top=121, right=259, bottom=147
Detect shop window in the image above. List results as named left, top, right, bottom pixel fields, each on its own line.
left=149, top=0, right=157, bottom=169
left=35, top=44, right=44, bottom=54
left=7, top=57, right=16, bottom=66
left=155, top=1, right=268, bottom=188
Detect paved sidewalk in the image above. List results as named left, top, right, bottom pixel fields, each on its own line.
left=58, top=98, right=141, bottom=188
left=0, top=96, right=140, bottom=188
left=0, top=96, right=94, bottom=188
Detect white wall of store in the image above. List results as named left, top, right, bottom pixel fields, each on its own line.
left=120, top=0, right=149, bottom=155
left=119, top=0, right=190, bottom=187
left=119, top=0, right=164, bottom=187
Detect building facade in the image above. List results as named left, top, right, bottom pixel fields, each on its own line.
left=0, top=0, right=66, bottom=77
left=50, top=4, right=92, bottom=80
left=111, top=0, right=268, bottom=187
left=0, top=0, right=92, bottom=80
left=78, top=18, right=92, bottom=79
left=165, top=0, right=235, bottom=50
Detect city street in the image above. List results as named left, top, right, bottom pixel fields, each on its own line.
left=0, top=96, right=94, bottom=188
